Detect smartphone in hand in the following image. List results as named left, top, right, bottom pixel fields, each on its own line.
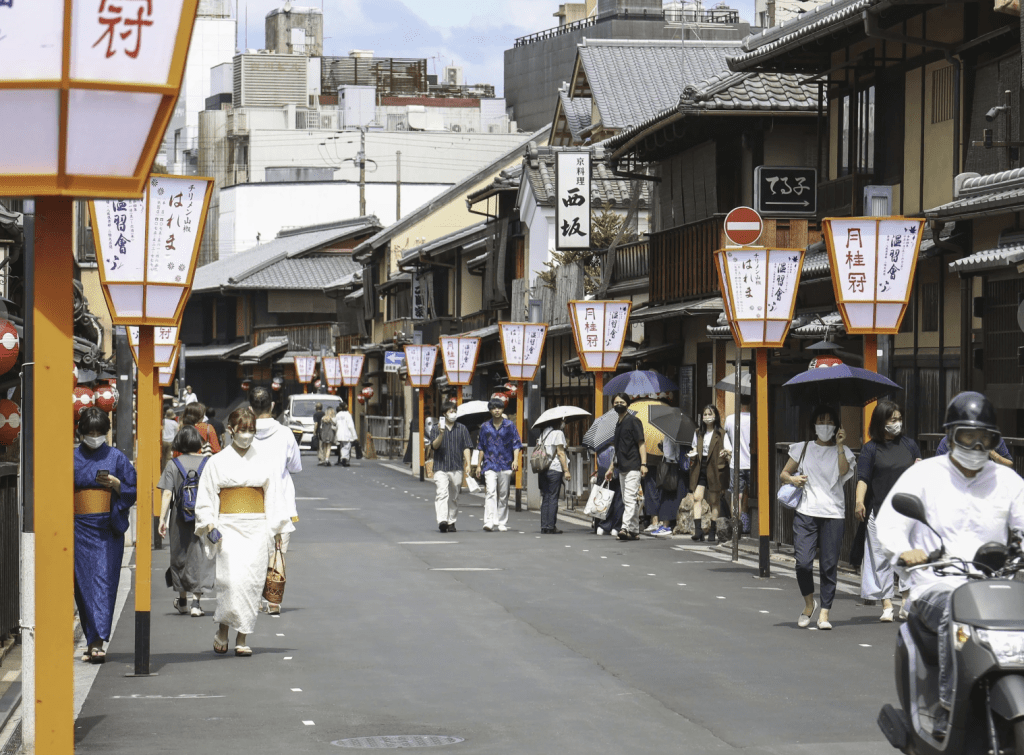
left=438, top=417, right=446, bottom=430
left=95, top=470, right=109, bottom=483
left=207, top=528, right=223, bottom=544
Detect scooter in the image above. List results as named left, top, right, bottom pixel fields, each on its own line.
left=878, top=493, right=1024, bottom=755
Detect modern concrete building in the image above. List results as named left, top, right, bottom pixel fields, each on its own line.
left=265, top=2, right=323, bottom=57
left=505, top=0, right=750, bottom=131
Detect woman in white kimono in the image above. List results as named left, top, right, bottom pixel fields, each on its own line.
left=194, top=407, right=294, bottom=656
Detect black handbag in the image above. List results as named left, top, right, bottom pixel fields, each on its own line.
left=656, top=456, right=679, bottom=492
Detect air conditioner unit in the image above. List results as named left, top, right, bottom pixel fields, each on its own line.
left=450, top=124, right=461, bottom=132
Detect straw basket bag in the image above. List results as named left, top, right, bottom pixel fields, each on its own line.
left=262, top=541, right=286, bottom=605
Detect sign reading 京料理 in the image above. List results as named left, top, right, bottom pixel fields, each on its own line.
left=823, top=217, right=924, bottom=334
left=338, top=354, right=365, bottom=386
left=384, top=351, right=405, bottom=374
left=499, top=322, right=548, bottom=382
left=568, top=300, right=632, bottom=371
left=715, top=247, right=805, bottom=349
left=440, top=337, right=481, bottom=386
left=403, top=345, right=438, bottom=389
left=555, top=150, right=591, bottom=251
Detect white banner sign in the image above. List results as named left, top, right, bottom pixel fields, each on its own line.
left=440, top=337, right=481, bottom=386
left=716, top=248, right=804, bottom=349
left=323, top=356, right=342, bottom=388
left=500, top=322, right=548, bottom=382
left=569, top=300, right=632, bottom=371
left=555, top=150, right=591, bottom=251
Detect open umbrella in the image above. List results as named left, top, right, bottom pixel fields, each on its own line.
left=582, top=408, right=636, bottom=452
left=715, top=369, right=751, bottom=395
left=603, top=369, right=678, bottom=396
left=622, top=399, right=668, bottom=452
left=783, top=363, right=901, bottom=407
left=455, top=400, right=492, bottom=429
left=532, top=406, right=591, bottom=428
left=647, top=406, right=698, bottom=446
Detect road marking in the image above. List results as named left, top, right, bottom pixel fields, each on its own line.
left=622, top=564, right=630, bottom=567
left=565, top=545, right=571, bottom=548
left=717, top=596, right=726, bottom=599
left=297, top=497, right=327, bottom=500
left=647, top=573, right=656, bottom=576
left=277, top=633, right=285, bottom=636
left=582, top=550, right=589, bottom=552
left=859, top=644, right=872, bottom=648
left=112, top=694, right=224, bottom=699
left=317, top=508, right=360, bottom=511
left=677, top=583, right=687, bottom=586
left=303, top=721, right=315, bottom=726
left=284, top=657, right=293, bottom=660
left=291, top=688, right=302, bottom=692
left=428, top=568, right=502, bottom=571
left=742, top=587, right=783, bottom=591
left=601, top=556, right=608, bottom=559
left=760, top=611, right=769, bottom=614
left=398, top=541, right=459, bottom=545
left=519, top=532, right=525, bottom=534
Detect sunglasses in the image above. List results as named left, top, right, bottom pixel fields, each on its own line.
left=952, top=427, right=1002, bottom=452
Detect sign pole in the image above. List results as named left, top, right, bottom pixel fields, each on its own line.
left=756, top=347, right=770, bottom=578
left=132, top=327, right=156, bottom=676
left=418, top=388, right=425, bottom=482
left=515, top=382, right=525, bottom=511
left=594, top=371, right=603, bottom=419
left=457, top=386, right=463, bottom=404
left=863, top=334, right=878, bottom=442
left=731, top=352, right=741, bottom=562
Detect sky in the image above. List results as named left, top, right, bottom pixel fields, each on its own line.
left=237, top=0, right=757, bottom=96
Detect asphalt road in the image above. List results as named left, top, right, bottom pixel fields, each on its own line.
left=76, top=458, right=897, bottom=755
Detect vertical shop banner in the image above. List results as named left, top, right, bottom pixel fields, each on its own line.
left=555, top=150, right=591, bottom=251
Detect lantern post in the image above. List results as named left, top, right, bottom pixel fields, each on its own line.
left=338, top=354, right=365, bottom=438
left=499, top=323, right=548, bottom=507
left=823, top=217, right=923, bottom=439
left=439, top=336, right=481, bottom=475
left=323, top=355, right=342, bottom=395
left=568, top=300, right=632, bottom=421
left=715, top=246, right=805, bottom=577
left=404, top=345, right=439, bottom=480
left=294, top=355, right=316, bottom=394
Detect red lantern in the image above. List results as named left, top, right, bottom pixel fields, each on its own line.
left=313, top=379, right=322, bottom=390
left=0, top=320, right=19, bottom=377
left=94, top=383, right=117, bottom=413
left=73, top=387, right=94, bottom=420
left=361, top=386, right=375, bottom=400
left=0, top=400, right=20, bottom=446
left=808, top=356, right=843, bottom=370
left=241, top=379, right=252, bottom=392
left=490, top=392, right=509, bottom=406
left=357, top=395, right=366, bottom=405
left=272, top=377, right=284, bottom=391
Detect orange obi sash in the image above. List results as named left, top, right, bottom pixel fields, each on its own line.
left=74, top=489, right=112, bottom=515
left=219, top=486, right=265, bottom=515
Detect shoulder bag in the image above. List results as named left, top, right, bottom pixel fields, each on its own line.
left=656, top=455, right=679, bottom=492
left=262, top=541, right=286, bottom=605
left=777, top=441, right=810, bottom=510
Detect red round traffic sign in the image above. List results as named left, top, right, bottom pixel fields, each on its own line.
left=724, top=206, right=764, bottom=246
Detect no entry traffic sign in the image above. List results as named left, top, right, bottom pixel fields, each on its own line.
left=724, top=206, right=764, bottom=246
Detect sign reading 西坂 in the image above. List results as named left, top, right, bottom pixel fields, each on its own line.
left=754, top=166, right=817, bottom=216
left=555, top=150, right=591, bottom=251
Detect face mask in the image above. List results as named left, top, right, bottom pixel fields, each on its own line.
left=82, top=435, right=105, bottom=450
left=885, top=422, right=902, bottom=436
left=704, top=417, right=715, bottom=427
left=613, top=405, right=627, bottom=415
left=446, top=412, right=457, bottom=423
left=815, top=424, right=836, bottom=442
left=951, top=444, right=988, bottom=471
left=233, top=432, right=255, bottom=450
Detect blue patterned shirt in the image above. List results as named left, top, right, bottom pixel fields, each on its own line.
left=477, top=418, right=523, bottom=473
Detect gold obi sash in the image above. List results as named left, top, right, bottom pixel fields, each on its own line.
left=219, top=486, right=265, bottom=515
left=74, top=489, right=112, bottom=515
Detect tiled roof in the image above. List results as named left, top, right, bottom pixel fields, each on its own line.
left=558, top=90, right=592, bottom=141
left=524, top=152, right=650, bottom=208
left=230, top=255, right=359, bottom=290
left=400, top=222, right=489, bottom=263
left=684, top=71, right=818, bottom=112
left=790, top=312, right=846, bottom=337
left=950, top=244, right=1024, bottom=274
left=926, top=169, right=1024, bottom=220
left=193, top=216, right=381, bottom=293
left=577, top=39, right=740, bottom=130
left=465, top=164, right=523, bottom=204
left=727, top=0, right=878, bottom=71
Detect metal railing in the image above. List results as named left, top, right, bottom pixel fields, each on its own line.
left=364, top=415, right=405, bottom=458
left=664, top=8, right=740, bottom=23
left=0, top=464, right=19, bottom=641
left=514, top=14, right=599, bottom=47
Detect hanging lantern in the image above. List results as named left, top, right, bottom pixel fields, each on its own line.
left=361, top=386, right=375, bottom=400
left=241, top=379, right=252, bottom=392
left=313, top=378, right=322, bottom=390
left=94, top=383, right=117, bottom=413
left=73, top=386, right=94, bottom=421
left=272, top=376, right=284, bottom=391
left=0, top=320, right=19, bottom=377
left=0, top=400, right=21, bottom=446
left=357, top=395, right=366, bottom=405
left=490, top=392, right=509, bottom=406
left=809, top=356, right=844, bottom=370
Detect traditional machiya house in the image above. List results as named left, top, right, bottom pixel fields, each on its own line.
left=725, top=0, right=1021, bottom=454
left=182, top=216, right=381, bottom=412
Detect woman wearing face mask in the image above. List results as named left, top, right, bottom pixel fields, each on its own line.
left=193, top=407, right=292, bottom=656
left=686, top=405, right=732, bottom=542
left=855, top=401, right=920, bottom=621
left=781, top=405, right=855, bottom=630
left=73, top=407, right=138, bottom=663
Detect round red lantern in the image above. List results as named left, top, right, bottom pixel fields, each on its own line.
left=73, top=387, right=94, bottom=421
left=313, top=379, right=322, bottom=390
left=0, top=400, right=20, bottom=446
left=0, top=320, right=19, bottom=377
left=808, top=356, right=844, bottom=370
left=357, top=395, right=366, bottom=405
left=490, top=392, right=509, bottom=406
left=272, top=377, right=284, bottom=391
left=241, top=379, right=252, bottom=392
left=361, top=386, right=375, bottom=400
left=94, top=383, right=117, bottom=413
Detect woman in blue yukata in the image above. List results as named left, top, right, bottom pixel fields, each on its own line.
left=73, top=406, right=137, bottom=663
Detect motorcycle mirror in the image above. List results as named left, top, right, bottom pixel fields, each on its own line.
left=974, top=542, right=1009, bottom=574
left=892, top=493, right=928, bottom=524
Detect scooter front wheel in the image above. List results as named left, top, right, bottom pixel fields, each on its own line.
left=1015, top=720, right=1024, bottom=755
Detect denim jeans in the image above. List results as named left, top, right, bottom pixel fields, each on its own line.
left=915, top=583, right=956, bottom=708
left=539, top=469, right=563, bottom=530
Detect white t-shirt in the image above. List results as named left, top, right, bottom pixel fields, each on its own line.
left=789, top=441, right=856, bottom=519
left=689, top=428, right=733, bottom=459
left=541, top=428, right=566, bottom=473
left=723, top=413, right=751, bottom=470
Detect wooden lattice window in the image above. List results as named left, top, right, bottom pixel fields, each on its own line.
left=932, top=66, right=955, bottom=124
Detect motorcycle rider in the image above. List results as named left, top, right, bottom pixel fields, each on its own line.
left=876, top=392, right=1024, bottom=738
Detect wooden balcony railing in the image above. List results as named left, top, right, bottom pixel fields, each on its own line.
left=254, top=321, right=334, bottom=351
left=376, top=318, right=416, bottom=344
left=649, top=216, right=724, bottom=304
left=609, top=239, right=649, bottom=285
left=459, top=311, right=490, bottom=333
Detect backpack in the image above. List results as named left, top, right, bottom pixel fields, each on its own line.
left=530, top=429, right=554, bottom=473
left=172, top=457, right=208, bottom=523
left=319, top=419, right=336, bottom=444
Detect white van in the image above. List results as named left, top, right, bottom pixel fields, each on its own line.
left=282, top=394, right=343, bottom=450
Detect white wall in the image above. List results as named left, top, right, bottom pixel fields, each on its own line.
left=218, top=181, right=450, bottom=257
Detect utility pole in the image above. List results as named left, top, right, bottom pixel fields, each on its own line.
left=396, top=150, right=402, bottom=221
left=358, top=127, right=366, bottom=217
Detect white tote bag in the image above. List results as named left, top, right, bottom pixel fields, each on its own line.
left=584, top=481, right=615, bottom=519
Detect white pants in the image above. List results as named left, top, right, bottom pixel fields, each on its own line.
left=338, top=442, right=352, bottom=461
left=434, top=470, right=462, bottom=525
left=861, top=512, right=895, bottom=600
left=621, top=471, right=642, bottom=534
left=484, top=470, right=513, bottom=528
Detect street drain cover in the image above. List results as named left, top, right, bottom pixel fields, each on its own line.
left=331, top=735, right=464, bottom=749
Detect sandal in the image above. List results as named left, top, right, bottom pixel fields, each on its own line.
left=213, top=635, right=229, bottom=654
left=234, top=645, right=252, bottom=657
left=88, top=648, right=106, bottom=664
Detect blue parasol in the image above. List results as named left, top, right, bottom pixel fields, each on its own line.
left=603, top=369, right=678, bottom=397
left=783, top=364, right=901, bottom=407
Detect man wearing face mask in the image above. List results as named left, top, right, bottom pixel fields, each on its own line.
left=877, top=392, right=1024, bottom=737
left=606, top=393, right=648, bottom=541
left=249, top=386, right=301, bottom=614
left=430, top=401, right=472, bottom=533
